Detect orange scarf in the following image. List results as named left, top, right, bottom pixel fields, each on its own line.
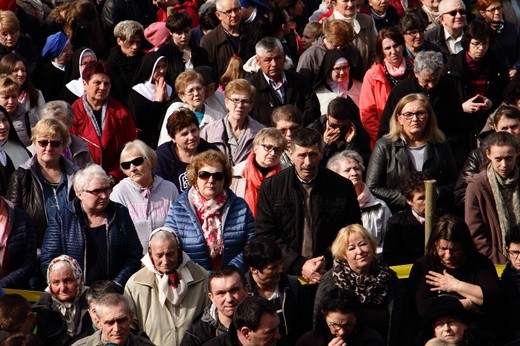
left=243, top=152, right=281, bottom=218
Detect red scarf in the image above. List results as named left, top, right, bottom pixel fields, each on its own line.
left=243, top=152, right=281, bottom=218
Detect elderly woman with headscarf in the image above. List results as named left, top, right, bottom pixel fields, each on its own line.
left=34, top=31, right=73, bottom=102
left=36, top=255, right=92, bottom=344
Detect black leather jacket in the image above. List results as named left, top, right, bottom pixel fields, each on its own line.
left=365, top=136, right=458, bottom=213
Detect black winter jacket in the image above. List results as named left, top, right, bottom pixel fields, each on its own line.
left=181, top=304, right=229, bottom=346
left=255, top=167, right=361, bottom=275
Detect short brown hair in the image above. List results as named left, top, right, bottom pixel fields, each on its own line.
left=323, top=19, right=354, bottom=48
left=224, top=78, right=256, bottom=100
left=186, top=150, right=233, bottom=188
left=166, top=108, right=199, bottom=138
left=271, top=105, right=303, bottom=126
left=0, top=294, right=31, bottom=333
left=0, top=73, right=20, bottom=95
left=82, top=60, right=111, bottom=82
left=31, top=118, right=70, bottom=145
left=175, top=70, right=204, bottom=96
left=376, top=27, right=405, bottom=62
left=477, top=0, right=501, bottom=12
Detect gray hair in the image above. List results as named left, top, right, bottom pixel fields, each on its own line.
left=255, top=37, right=284, bottom=56
left=95, top=293, right=132, bottom=318
left=114, top=20, right=144, bottom=41
left=73, top=164, right=111, bottom=193
left=40, top=101, right=75, bottom=127
left=120, top=139, right=158, bottom=170
left=215, top=0, right=239, bottom=11
left=414, top=51, right=444, bottom=75
left=149, top=227, right=180, bottom=250
left=439, top=0, right=465, bottom=15
left=326, top=150, right=365, bottom=173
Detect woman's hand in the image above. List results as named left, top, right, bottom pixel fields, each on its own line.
left=462, top=94, right=491, bottom=113
left=155, top=76, right=169, bottom=102
left=328, top=336, right=346, bottom=346
left=426, top=270, right=460, bottom=293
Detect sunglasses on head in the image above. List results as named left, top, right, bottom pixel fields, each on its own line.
left=198, top=171, right=225, bottom=181
left=37, top=139, right=63, bottom=148
left=120, top=156, right=145, bottom=170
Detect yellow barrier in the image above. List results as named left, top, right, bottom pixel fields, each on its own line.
left=389, top=263, right=507, bottom=279
left=4, top=288, right=44, bottom=302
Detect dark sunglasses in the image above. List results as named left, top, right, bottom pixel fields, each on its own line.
left=444, top=9, right=466, bottom=16
left=37, top=139, right=63, bottom=148
left=120, top=156, right=145, bottom=170
left=198, top=171, right=225, bottom=181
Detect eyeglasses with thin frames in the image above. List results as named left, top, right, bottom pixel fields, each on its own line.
left=84, top=186, right=112, bottom=196
left=485, top=5, right=502, bottom=12
left=260, top=144, right=284, bottom=155
left=508, top=249, right=520, bottom=258
left=227, top=98, right=252, bottom=107
left=404, top=29, right=425, bottom=36
left=218, top=6, right=242, bottom=15
left=332, top=65, right=349, bottom=73
left=326, top=321, right=356, bottom=332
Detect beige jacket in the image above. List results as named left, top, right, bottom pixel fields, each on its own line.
left=71, top=330, right=155, bottom=346
left=124, top=261, right=209, bottom=346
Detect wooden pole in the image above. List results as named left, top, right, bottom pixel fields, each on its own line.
left=424, top=180, right=437, bottom=252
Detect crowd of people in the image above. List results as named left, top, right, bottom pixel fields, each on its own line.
left=0, top=0, right=520, bottom=344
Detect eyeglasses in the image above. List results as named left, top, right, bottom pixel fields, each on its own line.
left=399, top=111, right=428, bottom=120
left=84, top=186, right=112, bottom=196
left=404, top=29, right=425, bottom=36
left=198, top=170, right=225, bottom=181
left=433, top=318, right=458, bottom=330
left=485, top=5, right=502, bottom=12
left=120, top=157, right=145, bottom=170
left=326, top=321, right=356, bottom=332
left=327, top=118, right=349, bottom=131
left=470, top=40, right=489, bottom=48
left=0, top=30, right=18, bottom=38
left=184, top=85, right=204, bottom=96
left=260, top=144, right=284, bottom=155
left=37, top=139, right=63, bottom=148
left=218, top=6, right=242, bottom=15
left=228, top=98, right=252, bottom=107
left=332, top=65, right=349, bottom=73
left=508, top=250, right=520, bottom=258
left=443, top=9, right=466, bottom=16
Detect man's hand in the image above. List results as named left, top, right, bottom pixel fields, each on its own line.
left=301, top=256, right=326, bottom=284
left=462, top=94, right=491, bottom=113
left=324, top=126, right=341, bottom=145
left=344, top=123, right=356, bottom=143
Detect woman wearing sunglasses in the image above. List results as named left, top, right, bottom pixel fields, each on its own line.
left=164, top=149, right=255, bottom=271
left=7, top=118, right=78, bottom=255
left=110, top=139, right=179, bottom=253
left=41, top=164, right=142, bottom=287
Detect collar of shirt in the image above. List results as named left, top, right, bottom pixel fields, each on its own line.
left=262, top=71, right=287, bottom=90
left=443, top=27, right=464, bottom=54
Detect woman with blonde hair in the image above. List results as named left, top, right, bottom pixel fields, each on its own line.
left=365, top=93, right=457, bottom=213
left=314, top=224, right=412, bottom=344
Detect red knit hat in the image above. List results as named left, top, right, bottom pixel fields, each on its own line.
left=144, top=22, right=171, bottom=51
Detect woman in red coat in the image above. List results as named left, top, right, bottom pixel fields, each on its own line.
left=71, top=60, right=137, bottom=181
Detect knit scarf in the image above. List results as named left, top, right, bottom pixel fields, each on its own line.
left=489, top=20, right=505, bottom=33
left=384, top=57, right=413, bottom=87
left=332, top=256, right=392, bottom=305
left=243, top=152, right=280, bottom=218
left=81, top=94, right=107, bottom=138
left=141, top=251, right=191, bottom=306
left=487, top=164, right=520, bottom=250
left=188, top=187, right=227, bottom=260
left=0, top=197, right=13, bottom=279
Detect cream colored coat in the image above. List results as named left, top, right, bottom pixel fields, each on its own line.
left=124, top=261, right=209, bottom=346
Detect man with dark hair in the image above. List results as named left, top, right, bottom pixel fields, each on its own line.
left=243, top=238, right=309, bottom=344
left=203, top=296, right=281, bottom=346
left=256, top=128, right=361, bottom=284
left=181, top=266, right=249, bottom=346
left=272, top=105, right=303, bottom=166
left=308, top=96, right=371, bottom=166
left=86, top=280, right=121, bottom=329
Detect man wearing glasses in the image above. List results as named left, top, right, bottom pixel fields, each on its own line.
left=425, top=0, right=468, bottom=59
left=200, top=0, right=255, bottom=78
left=308, top=96, right=371, bottom=167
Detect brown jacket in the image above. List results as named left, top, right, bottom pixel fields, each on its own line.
left=465, top=170, right=507, bottom=264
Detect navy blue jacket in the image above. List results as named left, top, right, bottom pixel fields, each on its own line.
left=164, top=188, right=255, bottom=271
left=40, top=200, right=142, bottom=286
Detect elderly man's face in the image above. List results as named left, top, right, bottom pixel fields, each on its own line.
left=439, top=0, right=467, bottom=33
left=415, top=70, right=441, bottom=91
left=256, top=46, right=285, bottom=82
left=150, top=238, right=179, bottom=274
left=216, top=0, right=242, bottom=30
left=97, top=303, right=132, bottom=346
left=49, top=265, right=79, bottom=303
